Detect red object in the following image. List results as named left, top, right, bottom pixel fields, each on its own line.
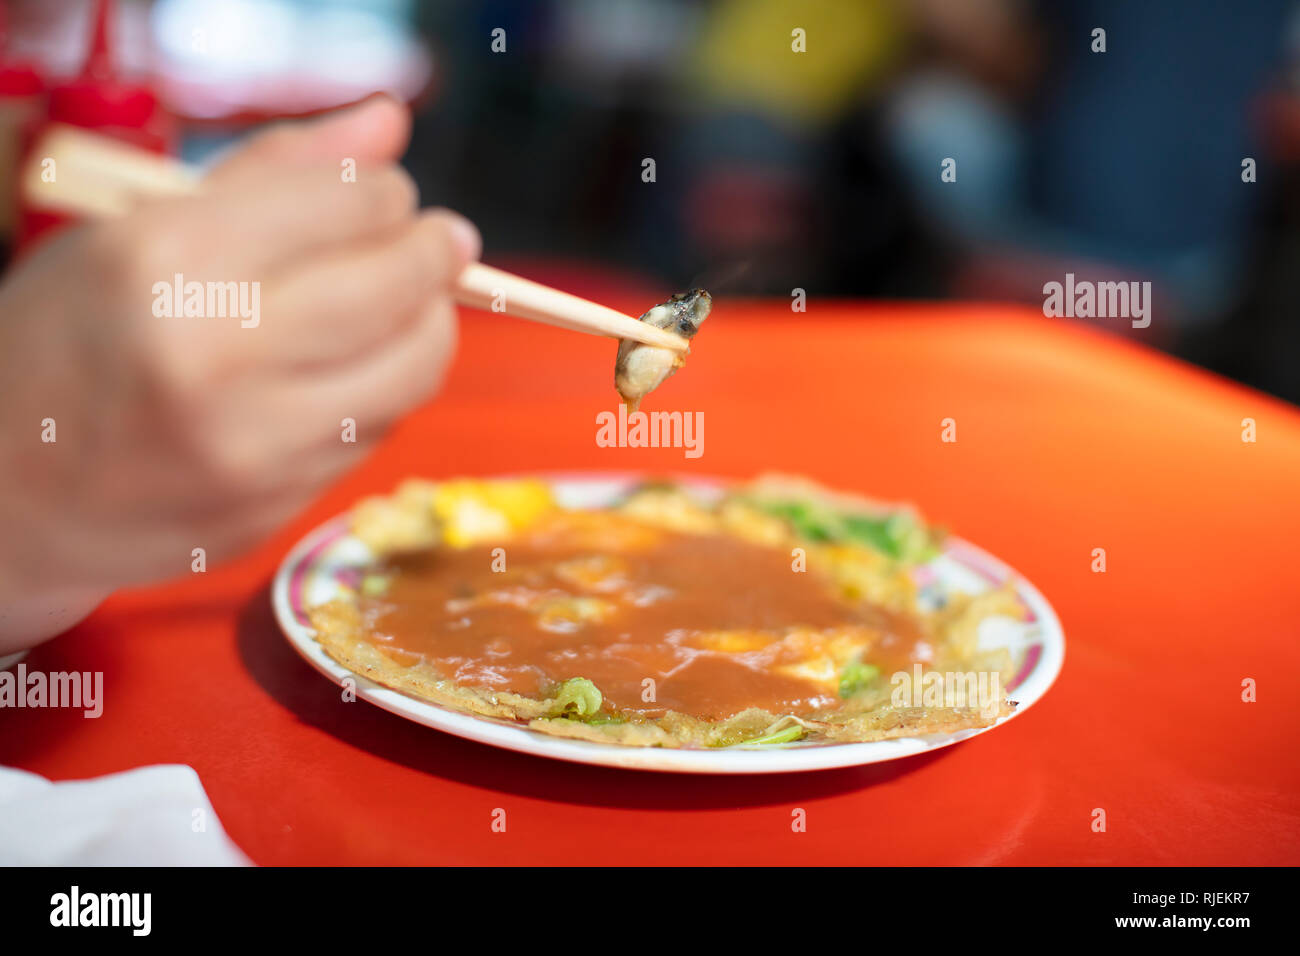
left=0, top=2, right=41, bottom=98
left=2, top=300, right=1298, bottom=865
left=16, top=0, right=173, bottom=249
left=0, top=0, right=44, bottom=241
left=0, top=58, right=39, bottom=96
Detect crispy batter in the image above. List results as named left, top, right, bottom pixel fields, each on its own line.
left=312, top=600, right=557, bottom=721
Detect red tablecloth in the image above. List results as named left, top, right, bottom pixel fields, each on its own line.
left=4, top=301, right=1298, bottom=865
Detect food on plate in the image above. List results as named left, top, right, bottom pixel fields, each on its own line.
left=308, top=475, right=1025, bottom=748
left=614, top=289, right=711, bottom=412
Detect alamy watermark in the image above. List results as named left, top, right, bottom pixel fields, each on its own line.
left=595, top=405, right=703, bottom=459
left=890, top=665, right=1002, bottom=718
left=50, top=886, right=150, bottom=936
left=0, top=664, right=103, bottom=718
left=1043, top=273, right=1150, bottom=328
left=152, top=273, right=260, bottom=328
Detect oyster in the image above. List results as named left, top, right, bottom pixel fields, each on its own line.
left=614, top=289, right=711, bottom=412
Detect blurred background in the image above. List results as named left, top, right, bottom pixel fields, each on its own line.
left=3, top=0, right=1297, bottom=401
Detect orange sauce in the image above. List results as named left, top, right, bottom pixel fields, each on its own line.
left=357, top=513, right=926, bottom=720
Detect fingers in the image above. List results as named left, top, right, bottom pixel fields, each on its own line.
left=206, top=94, right=412, bottom=187
left=229, top=164, right=418, bottom=269
left=137, top=164, right=420, bottom=275
left=151, top=298, right=460, bottom=503
left=260, top=208, right=479, bottom=367
left=275, top=296, right=460, bottom=435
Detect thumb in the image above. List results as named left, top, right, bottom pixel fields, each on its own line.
left=207, top=94, right=412, bottom=186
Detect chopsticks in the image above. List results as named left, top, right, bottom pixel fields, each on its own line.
left=455, top=263, right=687, bottom=350
left=20, top=123, right=690, bottom=353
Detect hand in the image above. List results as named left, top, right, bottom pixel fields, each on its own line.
left=0, top=96, right=480, bottom=652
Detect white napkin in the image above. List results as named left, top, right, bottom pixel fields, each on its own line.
left=0, top=764, right=251, bottom=866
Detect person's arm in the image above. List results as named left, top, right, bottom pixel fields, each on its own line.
left=0, top=96, right=480, bottom=654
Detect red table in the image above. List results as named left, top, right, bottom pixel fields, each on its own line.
left=4, top=300, right=1299, bottom=865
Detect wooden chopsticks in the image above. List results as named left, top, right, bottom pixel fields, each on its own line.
left=20, top=123, right=690, bottom=353
left=455, top=263, right=686, bottom=349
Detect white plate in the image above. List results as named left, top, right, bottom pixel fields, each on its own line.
left=271, top=473, right=1064, bottom=774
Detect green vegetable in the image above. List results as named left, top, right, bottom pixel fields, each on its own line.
left=842, top=514, right=901, bottom=557
left=838, top=660, right=880, bottom=698
left=548, top=678, right=603, bottom=719
left=360, top=574, right=391, bottom=596
left=734, top=723, right=805, bottom=746
left=752, top=498, right=937, bottom=562
left=756, top=500, right=839, bottom=542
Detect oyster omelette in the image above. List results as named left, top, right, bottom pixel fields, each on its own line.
left=306, top=476, right=1026, bottom=749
